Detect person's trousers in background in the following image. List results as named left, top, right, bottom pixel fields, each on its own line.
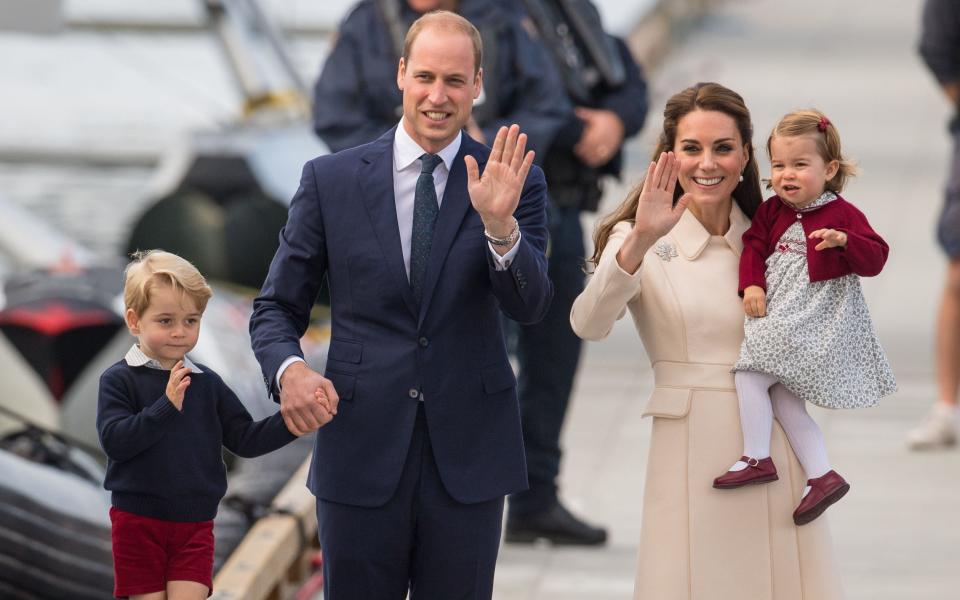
left=509, top=204, right=585, bottom=516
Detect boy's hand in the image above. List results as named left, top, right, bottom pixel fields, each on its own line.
left=315, top=387, right=333, bottom=414
left=809, top=228, right=847, bottom=250
left=166, top=361, right=191, bottom=411
left=743, top=285, right=767, bottom=318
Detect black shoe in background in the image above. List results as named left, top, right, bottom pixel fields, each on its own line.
left=505, top=502, right=608, bottom=546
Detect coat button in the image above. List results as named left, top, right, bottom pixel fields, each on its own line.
left=408, top=388, right=420, bottom=399
left=796, top=213, right=802, bottom=219
left=419, top=337, right=429, bottom=347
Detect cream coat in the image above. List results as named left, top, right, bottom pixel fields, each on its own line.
left=571, top=205, right=844, bottom=600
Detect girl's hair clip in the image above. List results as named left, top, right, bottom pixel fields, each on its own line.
left=817, top=116, right=830, bottom=132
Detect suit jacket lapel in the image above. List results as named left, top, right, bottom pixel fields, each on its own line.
left=358, top=128, right=418, bottom=319
left=418, top=137, right=483, bottom=324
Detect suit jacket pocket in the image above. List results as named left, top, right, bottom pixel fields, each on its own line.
left=481, top=362, right=516, bottom=395
left=325, top=370, right=356, bottom=402
left=327, top=338, right=363, bottom=364
left=642, top=387, right=691, bottom=419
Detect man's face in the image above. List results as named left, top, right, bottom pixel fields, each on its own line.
left=397, top=26, right=481, bottom=153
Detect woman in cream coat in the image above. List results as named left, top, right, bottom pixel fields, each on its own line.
left=571, top=83, right=844, bottom=600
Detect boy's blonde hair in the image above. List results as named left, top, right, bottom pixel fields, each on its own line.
left=124, top=250, right=213, bottom=316
left=767, top=109, right=857, bottom=193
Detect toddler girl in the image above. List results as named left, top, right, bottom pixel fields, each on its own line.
left=712, top=109, right=897, bottom=525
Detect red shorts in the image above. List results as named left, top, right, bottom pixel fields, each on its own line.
left=109, top=507, right=214, bottom=598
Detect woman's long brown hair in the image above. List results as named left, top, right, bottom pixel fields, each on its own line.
left=588, top=82, right=764, bottom=267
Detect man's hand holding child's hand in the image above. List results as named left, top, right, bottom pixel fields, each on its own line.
left=279, top=362, right=338, bottom=436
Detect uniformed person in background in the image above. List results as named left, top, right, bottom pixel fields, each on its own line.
left=503, top=0, right=648, bottom=546
left=313, top=0, right=569, bottom=158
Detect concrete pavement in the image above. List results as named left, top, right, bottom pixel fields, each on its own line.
left=493, top=1, right=960, bottom=599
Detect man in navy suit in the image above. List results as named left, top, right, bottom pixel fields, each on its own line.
left=249, top=10, right=552, bottom=599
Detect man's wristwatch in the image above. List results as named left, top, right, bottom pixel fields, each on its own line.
left=484, top=217, right=520, bottom=247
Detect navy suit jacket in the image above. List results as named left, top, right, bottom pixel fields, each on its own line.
left=250, top=128, right=552, bottom=506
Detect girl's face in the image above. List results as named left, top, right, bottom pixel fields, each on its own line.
left=673, top=109, right=749, bottom=211
left=769, top=134, right=839, bottom=208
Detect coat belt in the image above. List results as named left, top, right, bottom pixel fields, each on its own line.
left=652, top=361, right=736, bottom=391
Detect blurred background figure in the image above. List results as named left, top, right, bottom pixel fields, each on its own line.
left=503, top=0, right=647, bottom=546
left=906, top=0, right=960, bottom=450
left=312, top=0, right=569, bottom=157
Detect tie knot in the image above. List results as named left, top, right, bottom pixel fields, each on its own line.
left=419, top=153, right=443, bottom=174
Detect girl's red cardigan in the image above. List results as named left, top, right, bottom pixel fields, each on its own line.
left=739, top=194, right=889, bottom=296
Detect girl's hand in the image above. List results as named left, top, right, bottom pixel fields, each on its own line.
left=632, top=151, right=690, bottom=238
left=166, top=361, right=191, bottom=411
left=809, top=228, right=847, bottom=250
left=743, top=285, right=767, bottom=318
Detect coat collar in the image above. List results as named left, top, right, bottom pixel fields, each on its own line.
left=669, top=201, right=750, bottom=260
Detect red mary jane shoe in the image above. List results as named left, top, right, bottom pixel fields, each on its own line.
left=793, top=470, right=849, bottom=526
left=713, top=456, right=779, bottom=489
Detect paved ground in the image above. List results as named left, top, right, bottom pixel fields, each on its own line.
left=493, top=1, right=960, bottom=599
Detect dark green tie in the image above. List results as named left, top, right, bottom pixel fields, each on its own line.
left=410, top=153, right=443, bottom=302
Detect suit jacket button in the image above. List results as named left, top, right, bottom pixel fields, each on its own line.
left=419, top=337, right=429, bottom=347
left=408, top=388, right=420, bottom=399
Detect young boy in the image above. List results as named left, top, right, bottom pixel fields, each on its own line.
left=97, top=250, right=301, bottom=600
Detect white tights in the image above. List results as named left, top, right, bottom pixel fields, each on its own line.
left=732, top=370, right=831, bottom=479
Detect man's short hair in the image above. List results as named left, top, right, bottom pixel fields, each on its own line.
left=124, top=250, right=213, bottom=316
left=403, top=10, right=483, bottom=75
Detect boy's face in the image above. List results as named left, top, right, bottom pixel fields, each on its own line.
left=125, top=284, right=202, bottom=370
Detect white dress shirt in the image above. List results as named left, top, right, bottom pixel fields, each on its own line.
left=277, top=122, right=522, bottom=389
left=125, top=344, right=203, bottom=373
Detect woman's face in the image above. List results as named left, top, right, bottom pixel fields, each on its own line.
left=672, top=109, right=749, bottom=210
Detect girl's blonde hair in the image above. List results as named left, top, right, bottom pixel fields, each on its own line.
left=767, top=109, right=856, bottom=193
left=124, top=250, right=213, bottom=316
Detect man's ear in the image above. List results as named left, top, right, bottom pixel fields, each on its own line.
left=125, top=308, right=140, bottom=335
left=473, top=67, right=483, bottom=99
left=397, top=57, right=406, bottom=91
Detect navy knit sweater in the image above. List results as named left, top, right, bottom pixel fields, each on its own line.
left=97, top=361, right=297, bottom=521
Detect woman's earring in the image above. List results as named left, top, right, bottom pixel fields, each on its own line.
left=738, top=173, right=744, bottom=182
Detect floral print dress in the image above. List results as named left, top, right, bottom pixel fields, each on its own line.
left=734, top=192, right=897, bottom=408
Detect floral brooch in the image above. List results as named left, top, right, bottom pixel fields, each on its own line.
left=653, top=241, right=678, bottom=262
